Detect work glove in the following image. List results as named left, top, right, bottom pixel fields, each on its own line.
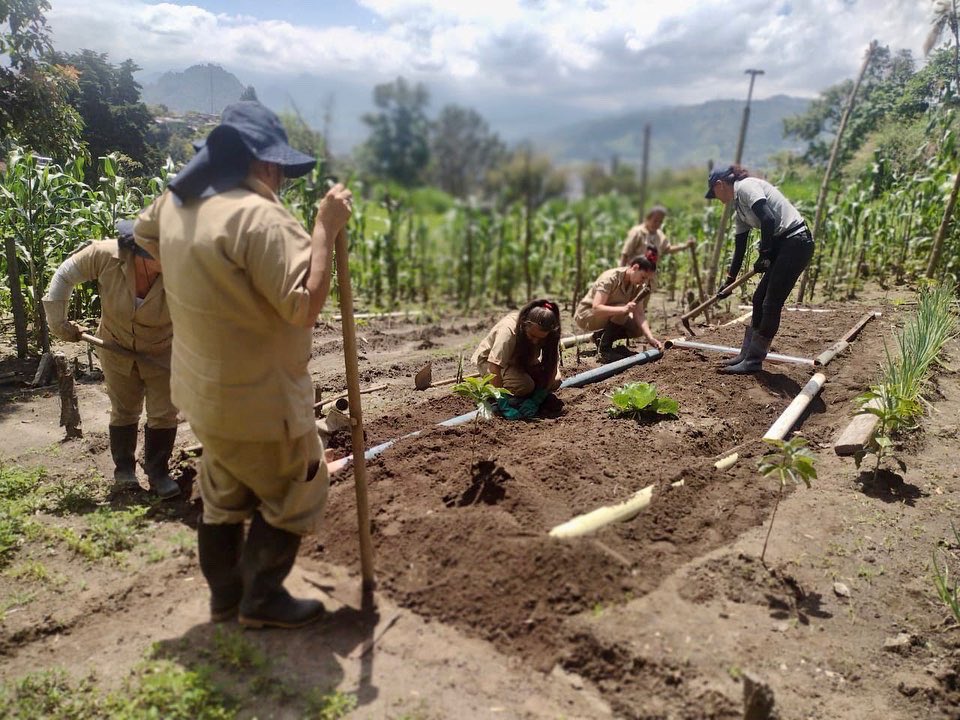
left=753, top=254, right=771, bottom=274
left=496, top=388, right=549, bottom=420
left=716, top=276, right=736, bottom=300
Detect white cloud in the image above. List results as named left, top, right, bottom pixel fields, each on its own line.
left=46, top=0, right=936, bottom=131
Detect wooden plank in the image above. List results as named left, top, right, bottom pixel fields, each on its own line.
left=834, top=398, right=882, bottom=456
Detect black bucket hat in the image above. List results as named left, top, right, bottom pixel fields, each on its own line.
left=116, top=219, right=153, bottom=259
left=170, top=101, right=317, bottom=201
left=705, top=165, right=735, bottom=199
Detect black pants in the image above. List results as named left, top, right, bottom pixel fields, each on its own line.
left=752, top=231, right=814, bottom=339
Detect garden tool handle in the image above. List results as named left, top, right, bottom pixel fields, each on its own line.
left=81, top=333, right=170, bottom=370
left=681, top=270, right=758, bottom=323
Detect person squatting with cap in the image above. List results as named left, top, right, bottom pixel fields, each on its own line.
left=42, top=220, right=180, bottom=499
left=574, top=256, right=663, bottom=363
left=471, top=299, right=563, bottom=420
left=706, top=164, right=814, bottom=374
left=135, top=101, right=353, bottom=629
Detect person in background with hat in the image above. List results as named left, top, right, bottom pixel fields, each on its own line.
left=619, top=205, right=694, bottom=268
left=706, top=164, right=814, bottom=374
left=471, top=299, right=563, bottom=420
left=135, top=101, right=352, bottom=630
left=574, top=256, right=662, bottom=362
left=42, top=220, right=180, bottom=499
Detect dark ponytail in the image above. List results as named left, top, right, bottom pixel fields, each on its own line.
left=514, top=298, right=562, bottom=390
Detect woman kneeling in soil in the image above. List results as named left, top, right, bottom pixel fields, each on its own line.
left=574, top=256, right=663, bottom=362
left=706, top=164, right=814, bottom=374
left=471, top=299, right=562, bottom=419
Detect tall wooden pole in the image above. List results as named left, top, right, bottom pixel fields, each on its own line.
left=637, top=124, right=651, bottom=222
left=706, top=69, right=764, bottom=294
left=334, top=228, right=376, bottom=592
left=798, top=41, right=877, bottom=302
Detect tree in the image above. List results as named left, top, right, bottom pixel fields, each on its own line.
left=278, top=110, right=325, bottom=162
left=428, top=104, right=505, bottom=198
left=359, top=77, right=430, bottom=186
left=239, top=85, right=258, bottom=101
left=925, top=0, right=960, bottom=277
left=0, top=0, right=84, bottom=160
left=52, top=50, right=160, bottom=181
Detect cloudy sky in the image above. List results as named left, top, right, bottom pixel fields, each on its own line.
left=46, top=0, right=935, bottom=148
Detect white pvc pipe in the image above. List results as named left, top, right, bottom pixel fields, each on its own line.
left=665, top=339, right=815, bottom=366
left=560, top=332, right=594, bottom=348
left=763, top=372, right=827, bottom=441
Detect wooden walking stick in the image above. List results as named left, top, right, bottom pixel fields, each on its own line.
left=334, top=228, right=376, bottom=593
left=687, top=240, right=706, bottom=305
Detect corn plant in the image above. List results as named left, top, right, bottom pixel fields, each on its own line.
left=933, top=525, right=960, bottom=625
left=757, top=437, right=817, bottom=566
left=607, top=382, right=679, bottom=420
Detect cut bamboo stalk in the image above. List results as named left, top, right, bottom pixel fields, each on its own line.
left=834, top=397, right=882, bottom=456
left=814, top=311, right=880, bottom=367
left=714, top=453, right=739, bottom=470
left=763, top=372, right=827, bottom=441
left=560, top=332, right=594, bottom=349
left=737, top=305, right=833, bottom=313
left=664, top=339, right=814, bottom=366
left=425, top=372, right=480, bottom=389
left=549, top=484, right=653, bottom=538
left=332, top=310, right=422, bottom=321
left=721, top=310, right=753, bottom=327
left=549, top=480, right=684, bottom=539
left=335, top=228, right=376, bottom=592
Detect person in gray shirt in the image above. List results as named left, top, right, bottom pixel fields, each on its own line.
left=706, top=164, right=814, bottom=374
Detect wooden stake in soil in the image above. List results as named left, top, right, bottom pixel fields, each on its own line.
left=334, top=228, right=376, bottom=593
left=54, top=353, right=82, bottom=439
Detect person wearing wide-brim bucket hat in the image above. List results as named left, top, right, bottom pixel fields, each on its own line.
left=706, top=163, right=814, bottom=374
left=135, top=101, right=353, bottom=630
left=42, top=219, right=180, bottom=500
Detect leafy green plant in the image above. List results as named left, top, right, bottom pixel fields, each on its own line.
left=305, top=688, right=358, bottom=720
left=607, top=382, right=679, bottom=420
left=59, top=505, right=149, bottom=561
left=757, top=437, right=817, bottom=565
left=210, top=628, right=266, bottom=672
left=452, top=373, right=511, bottom=420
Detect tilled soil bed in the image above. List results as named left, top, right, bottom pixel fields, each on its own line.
left=308, top=305, right=884, bottom=686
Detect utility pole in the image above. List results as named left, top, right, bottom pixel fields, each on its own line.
left=706, top=69, right=765, bottom=294
left=637, top=123, right=651, bottom=222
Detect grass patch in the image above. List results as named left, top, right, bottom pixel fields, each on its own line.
left=0, top=464, right=46, bottom=568
left=305, top=688, right=358, bottom=720
left=0, top=662, right=236, bottom=720
left=58, top=506, right=149, bottom=561
left=210, top=628, right=267, bottom=672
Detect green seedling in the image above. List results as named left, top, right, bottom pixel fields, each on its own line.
left=758, top=437, right=817, bottom=566
left=452, top=374, right=512, bottom=460
left=607, top=381, right=679, bottom=420
left=305, top=688, right=358, bottom=720
left=933, top=525, right=960, bottom=626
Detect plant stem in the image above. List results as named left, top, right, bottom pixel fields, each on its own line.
left=760, top=481, right=784, bottom=566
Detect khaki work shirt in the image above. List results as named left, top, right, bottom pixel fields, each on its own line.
left=69, top=240, right=171, bottom=378
left=620, top=222, right=670, bottom=262
left=577, top=268, right=642, bottom=316
left=471, top=312, right=520, bottom=370
left=135, top=178, right=316, bottom=442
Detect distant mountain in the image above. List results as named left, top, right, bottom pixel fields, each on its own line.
left=538, top=95, right=811, bottom=171
left=142, top=64, right=246, bottom=114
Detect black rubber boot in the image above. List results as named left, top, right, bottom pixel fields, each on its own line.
left=109, top=424, right=139, bottom=490
left=198, top=521, right=245, bottom=622
left=598, top=323, right=632, bottom=363
left=238, top=512, right=325, bottom=629
left=722, top=326, right=754, bottom=366
left=721, top=333, right=771, bottom=374
left=143, top=426, right=180, bottom=499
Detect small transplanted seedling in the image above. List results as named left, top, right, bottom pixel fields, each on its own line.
left=607, top=381, right=678, bottom=421
left=933, top=525, right=960, bottom=625
left=757, top=437, right=816, bottom=566
left=452, top=374, right=512, bottom=458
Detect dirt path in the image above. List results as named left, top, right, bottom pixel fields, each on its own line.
left=2, top=295, right=959, bottom=718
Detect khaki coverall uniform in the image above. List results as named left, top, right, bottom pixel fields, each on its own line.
left=574, top=267, right=644, bottom=336
left=472, top=312, right=562, bottom=397
left=46, top=240, right=177, bottom=428
left=621, top=221, right=670, bottom=305
left=135, top=178, right=326, bottom=536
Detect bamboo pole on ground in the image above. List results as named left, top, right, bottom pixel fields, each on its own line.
left=335, top=228, right=376, bottom=592
left=762, top=373, right=827, bottom=441
left=549, top=480, right=684, bottom=539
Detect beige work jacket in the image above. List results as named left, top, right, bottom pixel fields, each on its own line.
left=621, top=222, right=670, bottom=262
left=471, top=312, right=521, bottom=370
left=70, top=240, right=172, bottom=378
left=577, top=267, right=642, bottom=316
left=135, top=179, right=316, bottom=442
